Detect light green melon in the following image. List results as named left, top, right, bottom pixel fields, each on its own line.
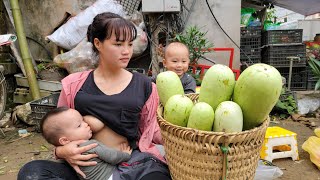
left=187, top=102, right=214, bottom=131
left=199, top=64, right=235, bottom=110
left=214, top=101, right=243, bottom=133
left=156, top=71, right=184, bottom=106
left=164, top=95, right=194, bottom=127
left=233, top=63, right=282, bottom=130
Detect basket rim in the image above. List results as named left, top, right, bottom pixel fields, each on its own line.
left=157, top=104, right=270, bottom=136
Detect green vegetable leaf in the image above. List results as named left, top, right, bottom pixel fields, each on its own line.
left=315, top=79, right=320, bottom=91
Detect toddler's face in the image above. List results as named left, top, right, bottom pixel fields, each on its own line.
left=163, top=46, right=190, bottom=77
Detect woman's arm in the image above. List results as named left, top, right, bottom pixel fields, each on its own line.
left=138, top=83, right=166, bottom=162
left=149, top=84, right=162, bottom=144
left=139, top=83, right=162, bottom=143
left=57, top=88, right=68, bottom=107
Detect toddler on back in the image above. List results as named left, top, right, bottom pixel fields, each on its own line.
left=152, top=42, right=196, bottom=94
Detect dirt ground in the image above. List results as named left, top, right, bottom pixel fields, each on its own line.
left=271, top=119, right=320, bottom=180
left=0, top=118, right=320, bottom=180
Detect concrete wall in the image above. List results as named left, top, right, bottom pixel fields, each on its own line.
left=8, top=0, right=95, bottom=60
left=185, top=0, right=241, bottom=70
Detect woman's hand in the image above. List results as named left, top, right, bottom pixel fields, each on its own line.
left=55, top=140, right=98, bottom=178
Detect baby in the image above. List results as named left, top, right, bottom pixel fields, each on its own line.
left=153, top=42, right=196, bottom=94
left=40, top=107, right=132, bottom=180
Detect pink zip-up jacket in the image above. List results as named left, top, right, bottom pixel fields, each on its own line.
left=57, top=70, right=165, bottom=162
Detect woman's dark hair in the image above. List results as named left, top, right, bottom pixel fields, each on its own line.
left=87, top=12, right=137, bottom=53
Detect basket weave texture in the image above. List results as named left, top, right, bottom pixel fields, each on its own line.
left=157, top=94, right=269, bottom=180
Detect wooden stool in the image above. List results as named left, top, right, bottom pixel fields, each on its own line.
left=260, top=126, right=299, bottom=162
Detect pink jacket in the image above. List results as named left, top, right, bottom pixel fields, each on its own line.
left=57, top=70, right=165, bottom=162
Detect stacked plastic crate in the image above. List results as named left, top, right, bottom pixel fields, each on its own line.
left=306, top=58, right=317, bottom=90
left=240, top=26, right=262, bottom=65
left=261, top=29, right=306, bottom=90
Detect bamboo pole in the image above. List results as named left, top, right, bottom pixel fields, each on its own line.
left=10, top=0, right=40, bottom=99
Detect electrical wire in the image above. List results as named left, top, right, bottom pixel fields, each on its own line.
left=200, top=55, right=216, bottom=64
left=205, top=0, right=253, bottom=64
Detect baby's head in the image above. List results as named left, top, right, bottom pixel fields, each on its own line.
left=40, top=107, right=92, bottom=146
left=163, top=42, right=190, bottom=77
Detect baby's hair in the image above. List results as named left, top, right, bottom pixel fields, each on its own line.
left=40, top=106, right=70, bottom=146
left=164, top=42, right=190, bottom=58
left=87, top=12, right=137, bottom=53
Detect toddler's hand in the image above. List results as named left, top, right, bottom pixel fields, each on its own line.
left=120, top=143, right=132, bottom=155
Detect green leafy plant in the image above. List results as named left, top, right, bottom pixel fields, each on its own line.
left=175, top=26, right=213, bottom=64
left=36, top=63, right=46, bottom=71
left=308, top=57, right=320, bottom=91
left=36, top=62, right=59, bottom=72
left=266, top=8, right=276, bottom=23
left=272, top=88, right=297, bottom=119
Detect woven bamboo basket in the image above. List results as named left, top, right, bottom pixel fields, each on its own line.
left=157, top=94, right=269, bottom=180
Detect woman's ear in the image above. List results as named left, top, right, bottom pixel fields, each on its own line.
left=94, top=38, right=101, bottom=51
left=59, top=137, right=70, bottom=146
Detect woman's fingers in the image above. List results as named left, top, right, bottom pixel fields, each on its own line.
left=74, top=159, right=98, bottom=166
left=74, top=142, right=98, bottom=155
left=72, top=165, right=86, bottom=179
left=56, top=140, right=97, bottom=158
left=67, top=153, right=98, bottom=165
left=61, top=140, right=98, bottom=166
left=78, top=153, right=99, bottom=161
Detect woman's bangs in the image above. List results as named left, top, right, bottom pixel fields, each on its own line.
left=105, top=19, right=137, bottom=42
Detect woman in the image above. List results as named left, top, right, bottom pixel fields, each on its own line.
left=18, top=12, right=170, bottom=180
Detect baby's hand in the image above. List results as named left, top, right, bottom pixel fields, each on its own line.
left=120, top=143, right=132, bottom=155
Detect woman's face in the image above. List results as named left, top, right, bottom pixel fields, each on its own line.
left=95, top=31, right=133, bottom=69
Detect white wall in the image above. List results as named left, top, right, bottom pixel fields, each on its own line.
left=298, top=19, right=320, bottom=41
left=275, top=6, right=304, bottom=23
left=185, top=0, right=241, bottom=70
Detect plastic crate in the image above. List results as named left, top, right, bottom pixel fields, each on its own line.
left=240, top=26, right=262, bottom=38
left=29, top=93, right=60, bottom=129
left=240, top=35, right=261, bottom=64
left=306, top=66, right=318, bottom=90
left=240, top=37, right=261, bottom=56
left=262, top=29, right=303, bottom=45
left=277, top=67, right=307, bottom=90
left=241, top=36, right=261, bottom=48
left=240, top=55, right=261, bottom=64
left=307, top=65, right=315, bottom=79
left=307, top=79, right=317, bottom=90
left=116, top=0, right=141, bottom=15
left=262, top=44, right=306, bottom=67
